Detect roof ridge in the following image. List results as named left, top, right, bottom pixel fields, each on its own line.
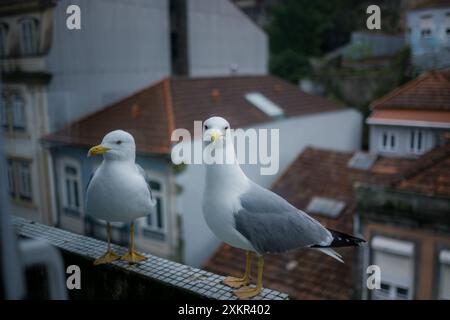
left=370, top=72, right=433, bottom=110
left=170, top=74, right=269, bottom=82
left=393, top=143, right=450, bottom=186
left=43, top=77, right=169, bottom=140
left=410, top=0, right=450, bottom=10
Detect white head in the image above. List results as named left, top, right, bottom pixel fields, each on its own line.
left=87, top=130, right=136, bottom=161
left=202, top=116, right=231, bottom=149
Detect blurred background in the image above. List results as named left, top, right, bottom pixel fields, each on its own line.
left=0, top=0, right=449, bottom=300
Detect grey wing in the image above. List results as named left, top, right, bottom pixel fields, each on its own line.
left=85, top=171, right=95, bottom=193
left=136, top=164, right=156, bottom=206
left=234, top=182, right=332, bottom=254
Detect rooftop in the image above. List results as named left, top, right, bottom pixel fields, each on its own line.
left=396, top=142, right=450, bottom=197
left=42, top=75, right=344, bottom=155
left=370, top=71, right=450, bottom=111
left=367, top=109, right=450, bottom=128
left=409, top=0, right=450, bottom=10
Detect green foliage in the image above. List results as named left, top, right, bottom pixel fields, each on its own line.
left=268, top=0, right=331, bottom=57
left=267, top=0, right=334, bottom=82
left=269, top=50, right=310, bottom=84
left=266, top=0, right=403, bottom=84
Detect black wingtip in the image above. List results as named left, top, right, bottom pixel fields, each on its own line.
left=316, top=228, right=366, bottom=248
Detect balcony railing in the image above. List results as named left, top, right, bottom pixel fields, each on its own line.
left=13, top=217, right=289, bottom=300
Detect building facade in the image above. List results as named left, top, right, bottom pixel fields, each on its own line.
left=367, top=70, right=450, bottom=158
left=356, top=143, right=450, bottom=299
left=0, top=0, right=268, bottom=227
left=406, top=0, right=450, bottom=71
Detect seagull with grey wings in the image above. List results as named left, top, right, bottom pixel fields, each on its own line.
left=86, top=130, right=156, bottom=265
left=202, top=116, right=365, bottom=299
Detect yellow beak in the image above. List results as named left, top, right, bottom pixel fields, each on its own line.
left=211, top=130, right=222, bottom=143
left=88, top=144, right=110, bottom=157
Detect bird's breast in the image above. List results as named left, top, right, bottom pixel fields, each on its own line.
left=202, top=182, right=254, bottom=251
left=86, top=165, right=152, bottom=222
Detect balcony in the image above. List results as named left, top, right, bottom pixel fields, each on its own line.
left=13, top=217, right=289, bottom=300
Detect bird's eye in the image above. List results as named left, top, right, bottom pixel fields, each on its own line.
left=224, top=126, right=229, bottom=130
left=204, top=125, right=209, bottom=130
left=116, top=140, right=122, bottom=145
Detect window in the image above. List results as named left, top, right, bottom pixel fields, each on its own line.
left=142, top=174, right=166, bottom=240
left=420, top=15, right=433, bottom=38
left=245, top=92, right=284, bottom=118
left=409, top=129, right=426, bottom=154
left=371, top=236, right=414, bottom=300
left=7, top=158, right=33, bottom=203
left=1, top=91, right=27, bottom=133
left=146, top=179, right=165, bottom=232
left=0, top=94, right=7, bottom=128
left=379, top=131, right=397, bottom=152
left=0, top=23, right=8, bottom=57
left=60, top=159, right=83, bottom=215
left=438, top=250, right=450, bottom=300
left=11, top=93, right=26, bottom=130
left=20, top=18, right=39, bottom=55
left=306, top=197, right=345, bottom=218
left=348, top=152, right=377, bottom=170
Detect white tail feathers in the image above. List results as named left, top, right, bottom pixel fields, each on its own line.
left=315, top=248, right=344, bottom=263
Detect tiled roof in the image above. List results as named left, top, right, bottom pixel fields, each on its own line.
left=204, top=147, right=413, bottom=299
left=43, top=76, right=344, bottom=155
left=371, top=71, right=450, bottom=111
left=410, top=0, right=450, bottom=10
left=396, top=143, right=450, bottom=197
left=367, top=109, right=450, bottom=127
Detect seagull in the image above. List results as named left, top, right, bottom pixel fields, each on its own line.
left=202, top=116, right=365, bottom=299
left=86, top=130, right=156, bottom=265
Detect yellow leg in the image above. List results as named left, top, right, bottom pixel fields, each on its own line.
left=234, top=255, right=264, bottom=299
left=120, top=222, right=147, bottom=264
left=94, top=222, right=120, bottom=265
left=223, top=251, right=252, bottom=288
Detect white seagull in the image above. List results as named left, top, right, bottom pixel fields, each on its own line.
left=86, top=130, right=156, bottom=265
left=202, top=116, right=365, bottom=299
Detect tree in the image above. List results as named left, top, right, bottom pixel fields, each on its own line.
left=266, top=0, right=403, bottom=84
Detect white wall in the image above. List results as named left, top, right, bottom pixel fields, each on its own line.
left=368, top=124, right=437, bottom=157
left=46, top=0, right=171, bottom=131
left=187, top=0, right=268, bottom=76
left=177, top=108, right=362, bottom=267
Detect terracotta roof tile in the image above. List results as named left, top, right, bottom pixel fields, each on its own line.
left=396, top=143, right=450, bottom=197
left=204, top=147, right=412, bottom=299
left=371, top=71, right=450, bottom=111
left=367, top=109, right=450, bottom=127
left=410, top=0, right=450, bottom=10
left=44, top=79, right=172, bottom=155
left=43, top=76, right=344, bottom=154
